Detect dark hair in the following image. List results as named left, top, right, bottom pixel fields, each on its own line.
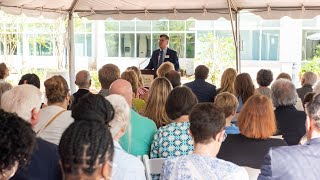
left=59, top=120, right=114, bottom=177
left=18, top=73, right=41, bottom=89
left=303, top=92, right=315, bottom=109
left=165, top=70, right=181, bottom=88
left=306, top=93, right=320, bottom=124
left=72, top=93, right=114, bottom=125
left=98, top=64, right=120, bottom=89
left=159, top=34, right=169, bottom=40
left=44, top=75, right=69, bottom=104
left=234, top=73, right=255, bottom=104
left=0, top=109, right=36, bottom=171
left=0, top=63, right=8, bottom=79
left=189, top=103, right=225, bottom=144
left=257, top=69, right=273, bottom=87
left=195, top=65, right=209, bottom=79
left=166, top=86, right=198, bottom=120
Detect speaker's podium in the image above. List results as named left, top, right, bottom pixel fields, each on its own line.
left=140, top=69, right=157, bottom=88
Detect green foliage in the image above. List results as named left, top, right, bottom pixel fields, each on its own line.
left=90, top=71, right=101, bottom=90
left=300, top=57, right=320, bottom=77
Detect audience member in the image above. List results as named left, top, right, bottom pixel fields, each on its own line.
left=217, top=68, right=237, bottom=94
left=165, top=70, right=181, bottom=88
left=259, top=93, right=320, bottom=179
left=256, top=69, right=273, bottom=98
left=151, top=87, right=197, bottom=159
left=276, top=72, right=292, bottom=81
left=234, top=73, right=255, bottom=112
left=126, top=66, right=148, bottom=101
left=143, top=77, right=172, bottom=128
left=59, top=120, right=114, bottom=180
left=1, top=84, right=62, bottom=179
left=35, top=75, right=74, bottom=145
left=313, top=80, right=320, bottom=94
left=0, top=62, right=10, bottom=80
left=0, top=110, right=36, bottom=179
left=217, top=95, right=287, bottom=168
left=18, top=73, right=40, bottom=89
left=161, top=103, right=248, bottom=179
left=184, top=65, right=216, bottom=102
left=110, top=79, right=157, bottom=156
left=121, top=70, right=146, bottom=113
left=71, top=70, right=91, bottom=108
left=0, top=62, right=12, bottom=106
left=214, top=92, right=240, bottom=134
left=0, top=80, right=12, bottom=107
left=272, top=79, right=306, bottom=145
left=297, top=72, right=318, bottom=101
left=303, top=92, right=315, bottom=110
left=106, top=94, right=146, bottom=180
left=156, top=61, right=175, bottom=77
left=98, top=63, right=120, bottom=97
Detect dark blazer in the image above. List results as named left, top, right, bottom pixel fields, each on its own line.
left=184, top=79, right=216, bottom=103
left=259, top=138, right=320, bottom=180
left=274, top=105, right=306, bottom=145
left=71, top=89, right=90, bottom=109
left=217, top=134, right=287, bottom=169
left=296, top=85, right=313, bottom=101
left=12, top=138, right=62, bottom=180
left=145, top=48, right=179, bottom=71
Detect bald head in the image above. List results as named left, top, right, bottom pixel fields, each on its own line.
left=75, top=70, right=91, bottom=89
left=109, top=79, right=133, bottom=107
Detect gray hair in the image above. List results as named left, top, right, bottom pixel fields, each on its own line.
left=105, top=94, right=131, bottom=138
left=271, top=79, right=297, bottom=107
left=1, top=84, right=42, bottom=122
left=306, top=93, right=320, bottom=129
left=0, top=81, right=12, bottom=106
left=75, top=70, right=91, bottom=88
left=302, top=72, right=318, bottom=86
left=314, top=80, right=320, bottom=94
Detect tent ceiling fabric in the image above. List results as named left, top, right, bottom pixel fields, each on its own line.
left=1, top=0, right=320, bottom=19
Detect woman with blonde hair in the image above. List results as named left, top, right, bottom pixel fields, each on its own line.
left=127, top=66, right=149, bottom=102
left=217, top=94, right=287, bottom=169
left=217, top=68, right=237, bottom=94
left=143, top=77, right=172, bottom=128
left=156, top=62, right=175, bottom=77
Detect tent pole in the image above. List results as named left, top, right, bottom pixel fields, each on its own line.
left=227, top=0, right=240, bottom=72
left=68, top=13, right=76, bottom=93
left=235, top=11, right=241, bottom=72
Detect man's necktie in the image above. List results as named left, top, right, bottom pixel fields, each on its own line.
left=158, top=50, right=164, bottom=68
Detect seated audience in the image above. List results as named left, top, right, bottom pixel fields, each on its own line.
left=0, top=110, right=36, bottom=179
left=165, top=70, right=181, bottom=88
left=0, top=63, right=12, bottom=106
left=18, top=73, right=40, bottom=89
left=217, top=68, right=237, bottom=94
left=59, top=120, right=114, bottom=180
left=35, top=75, right=74, bottom=145
left=151, top=86, right=197, bottom=158
left=184, top=65, right=216, bottom=102
left=143, top=77, right=172, bottom=128
left=161, top=103, right=248, bottom=179
left=276, top=72, right=292, bottom=81
left=234, top=73, right=255, bottom=112
left=303, top=92, right=315, bottom=110
left=106, top=95, right=146, bottom=180
left=314, top=80, right=320, bottom=94
left=71, top=70, right=91, bottom=108
left=121, top=70, right=146, bottom=113
left=98, top=63, right=120, bottom=97
left=217, top=94, right=287, bottom=168
left=272, top=79, right=306, bottom=145
left=297, top=72, right=318, bottom=102
left=259, top=93, right=320, bottom=179
left=156, top=61, right=175, bottom=77
left=110, top=79, right=157, bottom=156
left=1, top=84, right=62, bottom=179
left=256, top=69, right=273, bottom=98
left=214, top=92, right=240, bottom=134
left=127, top=66, right=148, bottom=101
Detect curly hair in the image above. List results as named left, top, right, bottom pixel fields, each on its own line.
left=44, top=75, right=69, bottom=104
left=59, top=120, right=114, bottom=178
left=0, top=109, right=36, bottom=172
left=256, top=69, right=273, bottom=87
left=18, top=73, right=41, bottom=89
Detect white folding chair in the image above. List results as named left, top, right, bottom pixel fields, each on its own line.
left=137, top=155, right=143, bottom=161
left=243, top=166, right=260, bottom=180
left=142, top=155, right=165, bottom=180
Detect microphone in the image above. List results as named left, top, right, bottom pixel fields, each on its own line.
left=139, top=56, right=151, bottom=69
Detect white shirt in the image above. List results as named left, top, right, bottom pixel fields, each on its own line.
left=112, top=141, right=146, bottom=180
left=34, top=105, right=74, bottom=145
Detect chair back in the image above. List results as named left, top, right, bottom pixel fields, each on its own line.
left=142, top=155, right=165, bottom=180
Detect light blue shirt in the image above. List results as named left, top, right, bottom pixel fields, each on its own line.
left=225, top=124, right=240, bottom=135
left=111, top=141, right=146, bottom=180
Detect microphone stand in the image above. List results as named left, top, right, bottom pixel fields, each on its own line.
left=139, top=56, right=151, bottom=69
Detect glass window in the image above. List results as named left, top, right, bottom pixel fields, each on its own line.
left=169, top=21, right=185, bottom=31
left=186, top=20, right=195, bottom=31
left=120, top=21, right=135, bottom=31
left=261, top=30, right=280, bottom=61
left=215, top=30, right=232, bottom=38
left=240, top=30, right=260, bottom=60
left=186, top=33, right=195, bottom=58
left=261, top=20, right=280, bottom=27
left=86, top=34, right=92, bottom=57
left=195, top=21, right=214, bottom=30
left=86, top=23, right=92, bottom=32
left=152, top=21, right=168, bottom=31
left=136, top=21, right=151, bottom=31
left=169, top=33, right=185, bottom=58
left=105, top=21, right=119, bottom=31
left=152, top=33, right=162, bottom=51
left=105, top=34, right=119, bottom=57
left=28, top=34, right=53, bottom=56
left=120, top=33, right=134, bottom=57
left=75, top=34, right=85, bottom=56
left=136, top=33, right=151, bottom=57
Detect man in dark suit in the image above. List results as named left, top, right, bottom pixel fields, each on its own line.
left=259, top=93, right=320, bottom=180
left=184, top=65, right=216, bottom=102
left=71, top=70, right=91, bottom=108
left=145, top=34, right=179, bottom=71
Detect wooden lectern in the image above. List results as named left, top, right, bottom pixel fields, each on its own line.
left=140, top=69, right=157, bottom=88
